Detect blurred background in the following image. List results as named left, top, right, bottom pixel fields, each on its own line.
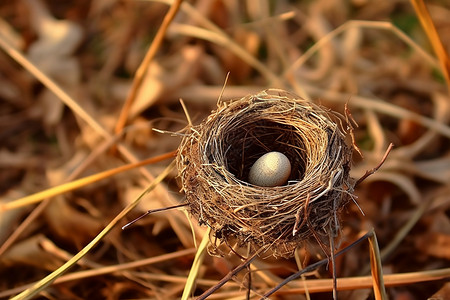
left=0, top=0, right=449, bottom=299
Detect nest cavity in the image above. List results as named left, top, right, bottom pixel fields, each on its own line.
left=177, top=89, right=354, bottom=258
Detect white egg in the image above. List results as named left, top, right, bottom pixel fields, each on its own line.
left=248, top=151, right=291, bottom=187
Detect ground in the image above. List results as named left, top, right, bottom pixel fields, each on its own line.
left=0, top=0, right=449, bottom=299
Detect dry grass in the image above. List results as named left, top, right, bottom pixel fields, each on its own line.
left=0, top=0, right=449, bottom=299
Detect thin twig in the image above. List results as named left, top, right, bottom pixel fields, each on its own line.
left=345, top=101, right=363, bottom=158
left=122, top=203, right=188, bottom=230
left=196, top=247, right=266, bottom=300
left=355, top=143, right=394, bottom=187
left=329, top=223, right=337, bottom=300
left=179, top=98, right=192, bottom=128
left=217, top=72, right=230, bottom=104
left=368, top=231, right=387, bottom=300
left=246, top=263, right=252, bottom=300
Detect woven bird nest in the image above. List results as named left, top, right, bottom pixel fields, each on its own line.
left=177, top=89, right=354, bottom=258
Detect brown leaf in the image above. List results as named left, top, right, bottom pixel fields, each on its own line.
left=0, top=235, right=65, bottom=271
left=428, top=281, right=450, bottom=300
left=415, top=232, right=450, bottom=260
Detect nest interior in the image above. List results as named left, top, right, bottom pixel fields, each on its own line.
left=177, top=89, right=354, bottom=258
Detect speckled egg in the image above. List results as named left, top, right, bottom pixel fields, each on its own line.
left=248, top=151, right=291, bottom=187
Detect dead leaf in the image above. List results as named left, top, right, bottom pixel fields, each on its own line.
left=24, top=0, right=83, bottom=126
left=44, top=197, right=103, bottom=249
left=0, top=234, right=65, bottom=271
left=415, top=232, right=450, bottom=260
left=428, top=281, right=450, bottom=300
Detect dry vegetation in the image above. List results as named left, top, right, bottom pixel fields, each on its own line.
left=0, top=0, right=449, bottom=299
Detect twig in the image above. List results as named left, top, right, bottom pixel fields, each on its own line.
left=345, top=101, right=363, bottom=158
left=355, top=143, right=394, bottom=187
left=196, top=247, right=265, bottom=300
left=329, top=223, right=337, bottom=300
left=121, top=203, right=188, bottom=230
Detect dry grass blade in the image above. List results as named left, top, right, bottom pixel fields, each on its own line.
left=0, top=151, right=176, bottom=212
left=303, top=85, right=450, bottom=139
left=114, top=0, right=184, bottom=134
left=0, top=132, right=143, bottom=257
left=9, top=160, right=176, bottom=300
left=368, top=232, right=387, bottom=300
left=273, top=268, right=450, bottom=294
left=169, top=23, right=285, bottom=88
left=410, top=0, right=450, bottom=89
left=284, top=20, right=440, bottom=79
left=151, top=0, right=285, bottom=88
left=181, top=227, right=211, bottom=300
left=360, top=194, right=435, bottom=275
left=0, top=33, right=109, bottom=139
left=0, top=23, right=161, bottom=180
left=0, top=248, right=196, bottom=298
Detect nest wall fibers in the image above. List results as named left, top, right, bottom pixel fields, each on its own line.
left=177, top=89, right=354, bottom=258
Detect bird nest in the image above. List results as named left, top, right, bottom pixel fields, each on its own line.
left=177, top=89, right=354, bottom=258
